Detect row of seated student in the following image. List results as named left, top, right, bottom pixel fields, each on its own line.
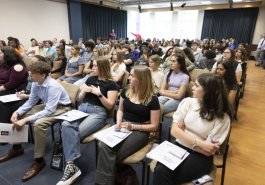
left=1, top=37, right=241, bottom=182
left=0, top=47, right=231, bottom=185
left=1, top=35, right=243, bottom=107
left=1, top=41, right=240, bottom=117
left=1, top=36, right=247, bottom=78
left=1, top=36, right=247, bottom=66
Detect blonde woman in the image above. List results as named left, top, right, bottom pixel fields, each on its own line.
left=149, top=54, right=164, bottom=90
left=95, top=65, right=160, bottom=185
left=83, top=47, right=104, bottom=75
left=103, top=44, right=112, bottom=60
left=111, top=49, right=126, bottom=88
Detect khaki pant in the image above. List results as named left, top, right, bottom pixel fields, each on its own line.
left=23, top=104, right=70, bottom=158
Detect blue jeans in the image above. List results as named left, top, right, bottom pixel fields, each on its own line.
left=158, top=96, right=181, bottom=114
left=61, top=102, right=107, bottom=162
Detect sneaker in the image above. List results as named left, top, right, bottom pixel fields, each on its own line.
left=56, top=162, right=81, bottom=185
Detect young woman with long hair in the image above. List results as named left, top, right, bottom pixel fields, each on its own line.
left=57, top=56, right=118, bottom=185
left=212, top=47, right=242, bottom=83
left=111, top=49, right=126, bottom=88
left=149, top=54, right=164, bottom=90
left=95, top=65, right=160, bottom=185
left=153, top=73, right=231, bottom=185
left=158, top=54, right=190, bottom=114
left=50, top=46, right=67, bottom=79
left=0, top=46, right=28, bottom=123
left=216, top=60, right=238, bottom=115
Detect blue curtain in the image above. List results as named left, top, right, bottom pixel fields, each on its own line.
left=201, top=8, right=259, bottom=44
left=81, top=3, right=127, bottom=41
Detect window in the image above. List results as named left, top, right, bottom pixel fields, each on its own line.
left=127, top=10, right=199, bottom=40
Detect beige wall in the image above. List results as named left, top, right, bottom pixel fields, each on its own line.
left=0, top=0, right=263, bottom=48
left=253, top=6, right=265, bottom=44
left=0, top=0, right=70, bottom=49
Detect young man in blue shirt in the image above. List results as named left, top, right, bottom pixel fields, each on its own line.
left=0, top=61, right=71, bottom=182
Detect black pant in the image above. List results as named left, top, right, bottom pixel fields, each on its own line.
left=153, top=142, right=213, bottom=185
left=95, top=131, right=149, bottom=185
left=0, top=100, right=26, bottom=123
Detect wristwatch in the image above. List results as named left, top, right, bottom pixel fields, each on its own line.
left=98, top=93, right=103, bottom=98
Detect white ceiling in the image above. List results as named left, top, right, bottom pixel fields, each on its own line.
left=108, top=0, right=262, bottom=9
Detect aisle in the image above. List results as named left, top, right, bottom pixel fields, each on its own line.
left=217, top=61, right=265, bottom=185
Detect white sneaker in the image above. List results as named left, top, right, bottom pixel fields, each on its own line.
left=56, top=162, right=81, bottom=185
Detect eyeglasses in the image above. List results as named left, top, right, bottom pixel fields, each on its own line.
left=223, top=51, right=231, bottom=54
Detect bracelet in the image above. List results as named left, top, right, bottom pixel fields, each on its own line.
left=192, top=138, right=197, bottom=150
left=131, top=124, right=134, bottom=131
left=140, top=124, right=142, bottom=131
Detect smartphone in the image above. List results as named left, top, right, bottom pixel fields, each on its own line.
left=192, top=175, right=213, bottom=185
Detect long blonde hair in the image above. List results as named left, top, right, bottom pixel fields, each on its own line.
left=97, top=56, right=112, bottom=81
left=112, top=49, right=124, bottom=72
left=126, top=65, right=155, bottom=105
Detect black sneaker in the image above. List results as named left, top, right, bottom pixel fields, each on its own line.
left=56, top=162, right=81, bottom=185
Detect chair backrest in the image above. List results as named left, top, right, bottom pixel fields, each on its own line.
left=121, top=71, right=129, bottom=89
left=185, top=81, right=195, bottom=97
left=233, top=86, right=241, bottom=121
left=190, top=68, right=209, bottom=82
left=59, top=82, right=79, bottom=109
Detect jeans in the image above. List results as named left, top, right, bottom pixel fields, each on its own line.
left=158, top=96, right=181, bottom=114
left=61, top=102, right=107, bottom=162
left=24, top=104, right=70, bottom=158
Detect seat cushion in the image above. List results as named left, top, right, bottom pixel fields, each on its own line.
left=122, top=139, right=154, bottom=164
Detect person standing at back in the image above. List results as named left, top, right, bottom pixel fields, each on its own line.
left=255, top=33, right=265, bottom=67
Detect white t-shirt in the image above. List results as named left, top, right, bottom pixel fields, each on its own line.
left=173, top=97, right=230, bottom=148
left=111, top=63, right=126, bottom=78
left=27, top=46, right=39, bottom=57
left=151, top=70, right=164, bottom=89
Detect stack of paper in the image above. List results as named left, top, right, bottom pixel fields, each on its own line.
left=146, top=141, right=189, bottom=170
left=55, top=110, right=89, bottom=122
left=0, top=94, right=21, bottom=103
left=93, top=125, right=132, bottom=148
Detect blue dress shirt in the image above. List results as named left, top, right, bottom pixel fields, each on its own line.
left=16, top=77, right=71, bottom=123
